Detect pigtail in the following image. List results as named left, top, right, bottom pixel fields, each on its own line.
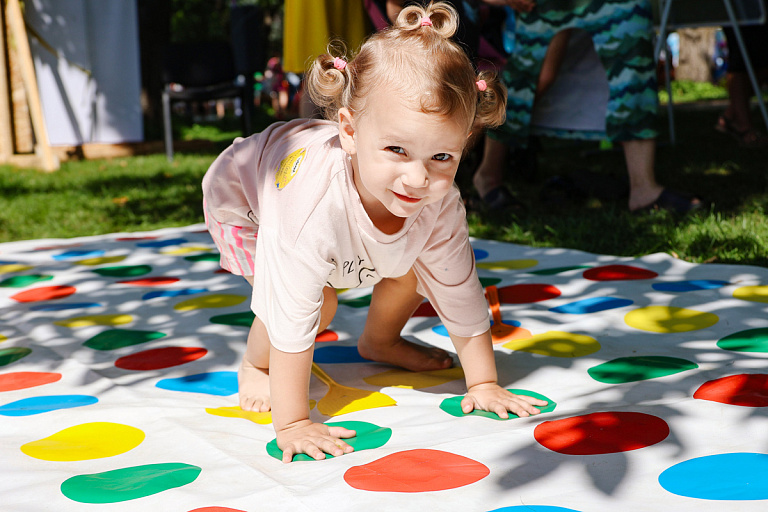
left=395, top=1, right=458, bottom=39
left=305, top=42, right=353, bottom=121
left=474, top=70, right=507, bottom=129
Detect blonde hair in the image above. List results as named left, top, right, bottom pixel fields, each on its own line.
left=305, top=1, right=506, bottom=133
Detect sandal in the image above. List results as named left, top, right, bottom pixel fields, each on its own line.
left=715, top=115, right=768, bottom=149
left=633, top=188, right=705, bottom=215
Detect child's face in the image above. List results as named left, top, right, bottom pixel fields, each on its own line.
left=339, top=93, right=469, bottom=231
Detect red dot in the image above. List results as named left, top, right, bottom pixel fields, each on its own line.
left=115, top=347, right=207, bottom=371
left=344, top=449, right=489, bottom=492
left=315, top=329, right=339, bottom=343
left=188, top=508, right=245, bottom=512
left=694, top=373, right=768, bottom=407
left=116, top=236, right=157, bottom=241
left=0, top=371, right=62, bottom=391
left=498, top=284, right=561, bottom=303
left=11, top=285, right=76, bottom=303
left=583, top=265, right=658, bottom=281
left=412, top=301, right=438, bottom=317
left=534, top=411, right=669, bottom=455
left=116, top=277, right=180, bottom=286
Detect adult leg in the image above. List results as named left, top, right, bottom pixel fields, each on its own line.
left=472, top=30, right=571, bottom=202
left=357, top=269, right=454, bottom=372
left=239, top=278, right=338, bottom=411
left=622, top=139, right=663, bottom=212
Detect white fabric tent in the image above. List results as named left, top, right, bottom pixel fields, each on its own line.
left=25, top=0, right=143, bottom=146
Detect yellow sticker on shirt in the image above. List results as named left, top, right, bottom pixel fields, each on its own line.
left=275, top=147, right=306, bottom=190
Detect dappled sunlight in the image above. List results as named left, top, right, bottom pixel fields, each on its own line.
left=1, top=226, right=768, bottom=510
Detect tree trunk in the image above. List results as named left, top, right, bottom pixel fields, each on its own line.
left=676, top=27, right=716, bottom=82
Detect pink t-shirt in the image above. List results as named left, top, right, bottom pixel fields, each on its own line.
left=203, top=118, right=490, bottom=352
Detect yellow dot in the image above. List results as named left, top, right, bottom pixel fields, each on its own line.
left=503, top=330, right=600, bottom=357
left=0, top=264, right=34, bottom=274
left=476, top=259, right=538, bottom=271
left=624, top=305, right=719, bottom=333
left=173, top=294, right=247, bottom=311
left=205, top=401, right=316, bottom=424
left=160, top=246, right=214, bottom=255
left=75, top=255, right=127, bottom=266
left=206, top=406, right=272, bottom=424
left=733, top=285, right=768, bottom=304
left=21, top=422, right=144, bottom=461
left=54, top=314, right=133, bottom=327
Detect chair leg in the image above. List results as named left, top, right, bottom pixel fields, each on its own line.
left=162, top=89, right=174, bottom=162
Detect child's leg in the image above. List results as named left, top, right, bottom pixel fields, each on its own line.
left=239, top=278, right=338, bottom=411
left=357, top=269, right=453, bottom=372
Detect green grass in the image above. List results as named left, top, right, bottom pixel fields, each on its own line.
left=1, top=97, right=767, bottom=267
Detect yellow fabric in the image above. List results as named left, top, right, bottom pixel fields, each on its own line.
left=283, top=0, right=372, bottom=73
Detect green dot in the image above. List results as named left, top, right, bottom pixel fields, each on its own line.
left=479, top=277, right=502, bottom=287
left=588, top=356, right=698, bottom=384
left=266, top=421, right=392, bottom=462
left=338, top=295, right=372, bottom=308
left=0, top=347, right=32, bottom=367
left=210, top=311, right=255, bottom=327
left=0, top=275, right=54, bottom=287
left=92, top=265, right=152, bottom=278
left=718, top=328, right=768, bottom=353
left=60, top=463, right=201, bottom=504
left=185, top=253, right=220, bottom=262
left=439, top=389, right=555, bottom=420
left=83, top=330, right=166, bottom=351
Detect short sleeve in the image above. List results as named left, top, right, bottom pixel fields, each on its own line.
left=412, top=194, right=490, bottom=338
left=250, top=226, right=335, bottom=353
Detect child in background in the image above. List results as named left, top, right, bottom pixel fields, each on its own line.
left=202, top=1, right=546, bottom=463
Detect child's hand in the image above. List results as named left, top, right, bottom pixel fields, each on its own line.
left=462, top=383, right=547, bottom=419
left=276, top=419, right=356, bottom=463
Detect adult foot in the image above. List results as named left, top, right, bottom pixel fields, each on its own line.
left=715, top=115, right=768, bottom=148
left=631, top=188, right=704, bottom=215
left=357, top=335, right=453, bottom=372
left=238, top=357, right=271, bottom=412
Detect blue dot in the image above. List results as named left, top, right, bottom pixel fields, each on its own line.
left=29, top=302, right=102, bottom=311
left=659, top=452, right=768, bottom=500
left=652, top=280, right=729, bottom=292
left=549, top=297, right=633, bottom=314
left=137, top=238, right=188, bottom=248
left=142, top=288, right=208, bottom=300
left=0, top=395, right=98, bottom=416
left=432, top=325, right=449, bottom=337
left=313, top=346, right=371, bottom=364
left=473, top=248, right=489, bottom=260
left=156, top=371, right=237, bottom=396
left=432, top=320, right=520, bottom=338
left=489, top=507, right=582, bottom=512
left=53, top=249, right=105, bottom=261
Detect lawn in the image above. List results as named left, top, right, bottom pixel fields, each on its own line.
left=1, top=92, right=767, bottom=267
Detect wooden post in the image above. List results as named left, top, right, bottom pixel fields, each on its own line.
left=0, top=0, right=14, bottom=162
left=1, top=0, right=59, bottom=171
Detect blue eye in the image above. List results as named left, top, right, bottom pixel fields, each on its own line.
left=387, top=146, right=405, bottom=155
left=433, top=153, right=451, bottom=161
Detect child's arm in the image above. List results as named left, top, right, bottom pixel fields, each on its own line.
left=450, top=330, right=547, bottom=418
left=269, top=344, right=356, bottom=463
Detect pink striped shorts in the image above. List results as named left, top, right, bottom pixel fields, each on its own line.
left=203, top=201, right=257, bottom=276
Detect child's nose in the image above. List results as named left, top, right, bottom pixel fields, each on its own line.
left=401, top=161, right=428, bottom=188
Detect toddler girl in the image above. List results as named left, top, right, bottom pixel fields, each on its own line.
left=202, top=1, right=546, bottom=463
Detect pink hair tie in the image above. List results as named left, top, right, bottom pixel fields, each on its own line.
left=420, top=16, right=432, bottom=27
left=333, top=57, right=347, bottom=70
left=476, top=79, right=487, bottom=92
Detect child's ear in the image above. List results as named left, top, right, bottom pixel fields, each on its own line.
left=338, top=107, right=357, bottom=155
